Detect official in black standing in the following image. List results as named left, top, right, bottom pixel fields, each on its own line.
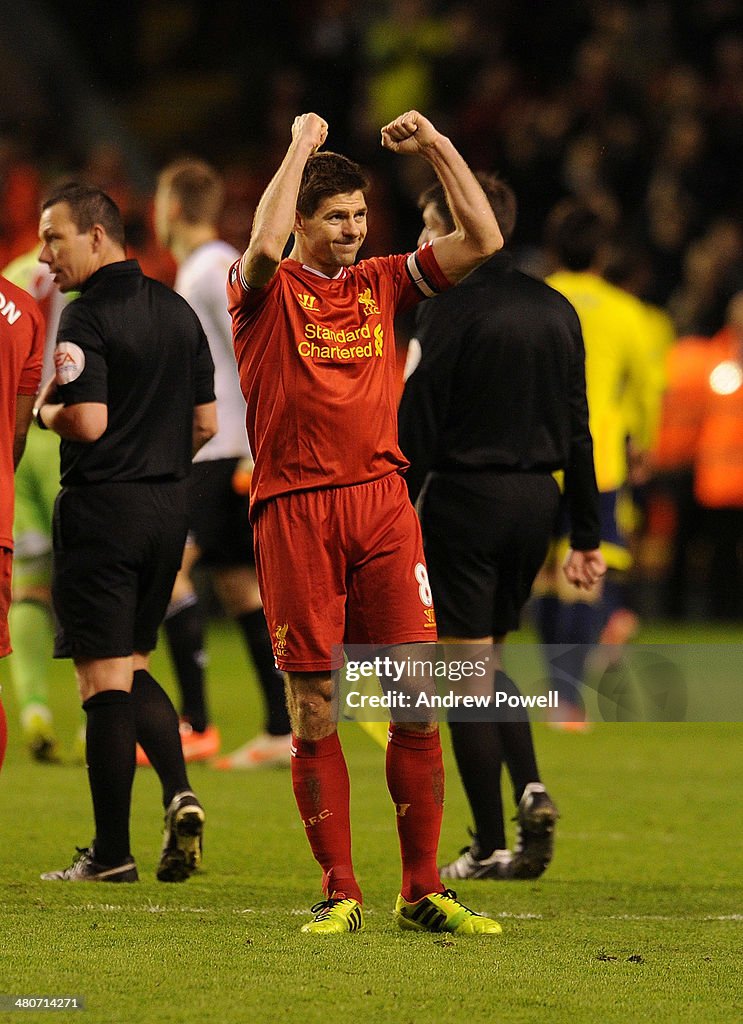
left=399, top=175, right=606, bottom=880
left=33, top=184, right=217, bottom=882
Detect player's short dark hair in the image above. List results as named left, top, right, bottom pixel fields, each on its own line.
left=158, top=158, right=224, bottom=225
left=42, top=183, right=126, bottom=248
left=544, top=199, right=607, bottom=271
left=297, top=152, right=370, bottom=217
left=418, top=172, right=518, bottom=243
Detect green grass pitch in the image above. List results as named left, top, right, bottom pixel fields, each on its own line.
left=0, top=620, right=740, bottom=1024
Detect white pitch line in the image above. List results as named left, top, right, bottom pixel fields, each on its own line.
left=608, top=914, right=743, bottom=922
left=65, top=905, right=743, bottom=922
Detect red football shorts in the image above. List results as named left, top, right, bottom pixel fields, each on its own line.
left=0, top=548, right=12, bottom=658
left=253, top=473, right=437, bottom=671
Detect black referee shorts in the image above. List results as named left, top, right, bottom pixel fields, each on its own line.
left=420, top=470, right=560, bottom=637
left=52, top=479, right=189, bottom=660
left=187, top=458, right=255, bottom=567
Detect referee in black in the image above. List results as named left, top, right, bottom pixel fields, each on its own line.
left=33, top=184, right=216, bottom=883
left=399, top=174, right=606, bottom=880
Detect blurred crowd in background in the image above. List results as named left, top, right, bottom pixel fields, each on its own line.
left=3, top=0, right=743, bottom=622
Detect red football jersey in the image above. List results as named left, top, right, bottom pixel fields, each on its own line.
left=228, top=245, right=449, bottom=508
left=0, top=275, right=44, bottom=549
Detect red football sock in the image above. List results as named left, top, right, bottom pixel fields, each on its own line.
left=386, top=724, right=445, bottom=902
left=291, top=731, right=362, bottom=903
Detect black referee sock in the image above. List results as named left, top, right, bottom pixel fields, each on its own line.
left=82, top=689, right=136, bottom=867
left=163, top=596, right=208, bottom=732
left=235, top=609, right=291, bottom=736
left=495, top=670, right=541, bottom=804
left=131, top=669, right=190, bottom=808
left=447, top=717, right=507, bottom=855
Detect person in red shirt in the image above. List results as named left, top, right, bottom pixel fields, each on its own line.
left=228, top=110, right=503, bottom=934
left=0, top=274, right=45, bottom=769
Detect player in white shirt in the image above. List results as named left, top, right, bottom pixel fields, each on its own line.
left=152, top=159, right=291, bottom=768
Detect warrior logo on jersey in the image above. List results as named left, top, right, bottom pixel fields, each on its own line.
left=374, top=324, right=384, bottom=357
left=54, top=341, right=86, bottom=385
left=296, top=293, right=318, bottom=311
left=358, top=288, right=380, bottom=316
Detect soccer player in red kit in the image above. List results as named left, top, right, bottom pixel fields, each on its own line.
left=0, top=274, right=45, bottom=769
left=228, top=111, right=503, bottom=934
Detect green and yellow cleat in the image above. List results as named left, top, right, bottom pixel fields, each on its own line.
left=301, top=897, right=364, bottom=934
left=394, top=889, right=502, bottom=935
left=23, top=708, right=62, bottom=764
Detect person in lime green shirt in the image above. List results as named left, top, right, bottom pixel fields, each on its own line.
left=535, top=201, right=659, bottom=724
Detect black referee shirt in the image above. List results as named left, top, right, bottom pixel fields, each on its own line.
left=398, top=251, right=600, bottom=551
left=54, top=260, right=215, bottom=485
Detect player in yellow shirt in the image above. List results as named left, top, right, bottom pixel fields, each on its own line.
left=536, top=202, right=659, bottom=724
left=603, top=243, right=673, bottom=636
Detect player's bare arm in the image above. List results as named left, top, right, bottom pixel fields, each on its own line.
left=241, top=113, right=329, bottom=289
left=380, top=110, right=503, bottom=283
left=13, top=393, right=36, bottom=468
